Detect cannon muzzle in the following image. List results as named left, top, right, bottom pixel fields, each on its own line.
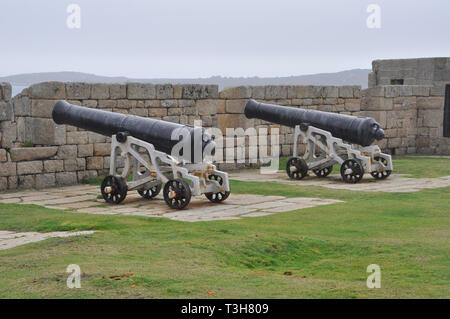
left=244, top=99, right=384, bottom=146
left=52, top=100, right=214, bottom=163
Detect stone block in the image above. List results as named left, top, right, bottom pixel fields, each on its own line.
left=43, top=160, right=64, bottom=173
left=10, top=147, right=57, bottom=161
left=219, top=86, right=252, bottom=99
left=148, top=108, right=167, bottom=117
left=63, top=159, right=77, bottom=171
left=117, top=99, right=136, bottom=109
left=91, top=83, right=110, bottom=99
left=67, top=131, right=88, bottom=145
left=29, top=82, right=65, bottom=99
left=56, top=172, right=77, bottom=186
left=182, top=85, right=218, bottom=99
left=21, top=118, right=61, bottom=145
left=161, top=100, right=178, bottom=107
left=82, top=100, right=98, bottom=108
left=167, top=108, right=181, bottom=116
left=339, top=86, right=354, bottom=98
left=156, top=84, right=174, bottom=99
left=78, top=144, right=93, bottom=157
left=31, top=99, right=58, bottom=118
left=360, top=97, right=393, bottom=111
left=78, top=170, right=98, bottom=182
left=225, top=99, right=246, bottom=114
left=412, top=86, right=430, bottom=96
left=162, top=116, right=179, bottom=123
left=88, top=132, right=107, bottom=144
left=36, top=173, right=56, bottom=189
left=13, top=95, right=31, bottom=116
left=416, top=97, right=444, bottom=109
left=0, top=82, right=12, bottom=101
left=322, top=86, right=339, bottom=98
left=344, top=99, right=360, bottom=111
left=422, top=110, right=442, bottom=127
left=195, top=99, right=220, bottom=115
left=291, top=86, right=313, bottom=98
left=0, top=121, right=17, bottom=148
left=77, top=158, right=86, bottom=170
left=8, top=176, right=18, bottom=189
left=109, top=84, right=127, bottom=99
left=18, top=175, right=35, bottom=189
left=87, top=156, right=103, bottom=170
left=94, top=143, right=110, bottom=156
left=217, top=114, right=254, bottom=133
left=265, top=86, right=287, bottom=99
left=0, top=149, right=7, bottom=162
left=0, top=162, right=16, bottom=176
left=127, top=83, right=156, bottom=99
left=251, top=86, right=265, bottom=99
left=66, top=82, right=91, bottom=99
left=0, top=101, right=12, bottom=121
left=17, top=161, right=43, bottom=175
left=0, top=177, right=7, bottom=191
left=57, top=145, right=77, bottom=159
left=98, top=100, right=117, bottom=109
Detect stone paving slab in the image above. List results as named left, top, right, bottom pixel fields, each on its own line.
left=0, top=230, right=96, bottom=250
left=229, top=171, right=450, bottom=193
left=0, top=183, right=343, bottom=222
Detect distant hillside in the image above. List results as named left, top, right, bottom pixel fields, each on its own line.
left=1, top=69, right=370, bottom=94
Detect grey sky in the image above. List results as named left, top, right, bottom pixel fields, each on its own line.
left=0, top=0, right=449, bottom=78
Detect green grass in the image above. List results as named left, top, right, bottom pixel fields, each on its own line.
left=276, top=155, right=450, bottom=178
left=0, top=156, right=449, bottom=298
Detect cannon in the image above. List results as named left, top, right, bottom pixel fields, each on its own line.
left=244, top=99, right=393, bottom=183
left=52, top=101, right=230, bottom=209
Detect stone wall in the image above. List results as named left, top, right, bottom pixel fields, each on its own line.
left=368, top=58, right=450, bottom=94
left=361, top=85, right=448, bottom=155
left=0, top=81, right=448, bottom=191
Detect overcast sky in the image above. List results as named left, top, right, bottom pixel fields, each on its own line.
left=0, top=0, right=449, bottom=78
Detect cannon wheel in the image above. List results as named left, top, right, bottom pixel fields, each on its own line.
left=313, top=165, right=333, bottom=178
left=138, top=183, right=162, bottom=200
left=370, top=156, right=392, bottom=180
left=286, top=157, right=308, bottom=180
left=163, top=179, right=192, bottom=209
left=205, top=174, right=230, bottom=203
left=340, top=159, right=364, bottom=183
left=101, top=175, right=128, bottom=204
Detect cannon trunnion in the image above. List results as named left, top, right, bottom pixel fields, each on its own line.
left=244, top=99, right=393, bottom=184
left=52, top=101, right=230, bottom=209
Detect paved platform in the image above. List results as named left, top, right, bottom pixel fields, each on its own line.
left=229, top=171, right=450, bottom=193
left=0, top=230, right=96, bottom=250
left=0, top=184, right=342, bottom=222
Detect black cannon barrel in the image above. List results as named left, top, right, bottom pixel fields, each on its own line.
left=52, top=100, right=214, bottom=163
left=244, top=99, right=385, bottom=146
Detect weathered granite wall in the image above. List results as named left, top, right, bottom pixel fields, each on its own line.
left=361, top=85, right=448, bottom=155
left=0, top=81, right=448, bottom=190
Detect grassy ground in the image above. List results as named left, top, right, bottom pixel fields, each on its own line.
left=277, top=155, right=450, bottom=178
left=0, top=156, right=449, bottom=298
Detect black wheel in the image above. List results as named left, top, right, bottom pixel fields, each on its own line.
left=313, top=165, right=333, bottom=178
left=286, top=157, right=308, bottom=180
left=205, top=174, right=230, bottom=203
left=101, top=175, right=128, bottom=204
left=163, top=179, right=192, bottom=209
left=370, top=156, right=392, bottom=180
left=138, top=183, right=162, bottom=199
left=340, top=159, right=364, bottom=183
